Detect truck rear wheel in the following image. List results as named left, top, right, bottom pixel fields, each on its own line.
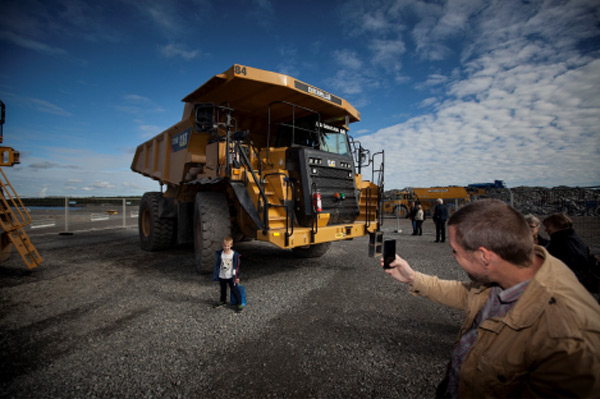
left=138, top=192, right=176, bottom=251
left=291, top=242, right=331, bottom=258
left=193, top=192, right=231, bottom=274
left=395, top=205, right=409, bottom=218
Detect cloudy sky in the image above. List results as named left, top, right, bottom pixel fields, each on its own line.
left=0, top=0, right=598, bottom=197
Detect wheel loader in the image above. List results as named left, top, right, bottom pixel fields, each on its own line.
left=131, top=64, right=384, bottom=273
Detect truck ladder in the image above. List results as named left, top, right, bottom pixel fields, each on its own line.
left=0, top=168, right=42, bottom=269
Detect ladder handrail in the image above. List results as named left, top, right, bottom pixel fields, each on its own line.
left=233, top=140, right=270, bottom=233
left=0, top=167, right=42, bottom=269
left=0, top=167, right=31, bottom=228
left=263, top=172, right=294, bottom=245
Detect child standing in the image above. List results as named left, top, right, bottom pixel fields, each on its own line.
left=212, top=236, right=243, bottom=312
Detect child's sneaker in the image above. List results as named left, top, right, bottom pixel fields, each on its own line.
left=215, top=301, right=226, bottom=308
left=236, top=305, right=244, bottom=313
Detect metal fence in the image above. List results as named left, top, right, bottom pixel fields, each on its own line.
left=21, top=197, right=141, bottom=235
left=19, top=188, right=600, bottom=254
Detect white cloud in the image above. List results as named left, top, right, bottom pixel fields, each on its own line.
left=139, top=125, right=162, bottom=139
left=92, top=181, right=115, bottom=189
left=354, top=0, right=600, bottom=188
left=159, top=43, right=201, bottom=60
left=0, top=31, right=68, bottom=56
left=334, top=49, right=363, bottom=71
left=28, top=98, right=72, bottom=117
left=362, top=51, right=600, bottom=188
left=369, top=38, right=406, bottom=72
left=124, top=94, right=152, bottom=104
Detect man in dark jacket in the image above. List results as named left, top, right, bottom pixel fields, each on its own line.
left=433, top=198, right=449, bottom=242
left=409, top=202, right=418, bottom=235
left=543, top=213, right=598, bottom=294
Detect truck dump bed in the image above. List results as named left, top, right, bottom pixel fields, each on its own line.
left=180, top=64, right=360, bottom=128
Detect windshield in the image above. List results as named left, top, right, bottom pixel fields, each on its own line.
left=318, top=122, right=351, bottom=156
left=273, top=117, right=352, bottom=156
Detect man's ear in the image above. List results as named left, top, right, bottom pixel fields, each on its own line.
left=477, top=247, right=493, bottom=267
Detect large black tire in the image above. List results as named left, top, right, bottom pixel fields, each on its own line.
left=193, top=192, right=231, bottom=274
left=395, top=205, right=409, bottom=218
left=138, top=192, right=176, bottom=251
left=291, top=242, right=332, bottom=258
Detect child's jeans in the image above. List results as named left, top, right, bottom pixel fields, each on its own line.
left=219, top=278, right=241, bottom=304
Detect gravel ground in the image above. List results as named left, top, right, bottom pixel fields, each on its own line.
left=1, top=219, right=468, bottom=398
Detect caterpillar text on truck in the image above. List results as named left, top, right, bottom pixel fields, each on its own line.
left=0, top=100, right=43, bottom=269
left=131, top=64, right=385, bottom=272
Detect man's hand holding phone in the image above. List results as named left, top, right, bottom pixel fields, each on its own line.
left=380, top=240, right=416, bottom=285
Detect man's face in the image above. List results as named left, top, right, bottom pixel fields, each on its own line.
left=448, top=226, right=491, bottom=284
left=544, top=224, right=557, bottom=236
left=529, top=223, right=540, bottom=236
left=223, top=241, right=232, bottom=253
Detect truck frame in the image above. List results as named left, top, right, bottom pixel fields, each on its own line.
left=131, top=64, right=384, bottom=272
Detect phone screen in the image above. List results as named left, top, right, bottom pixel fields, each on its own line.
left=383, top=239, right=396, bottom=269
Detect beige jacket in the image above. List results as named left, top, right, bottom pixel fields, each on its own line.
left=410, top=246, right=600, bottom=398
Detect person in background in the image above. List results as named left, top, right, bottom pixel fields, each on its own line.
left=380, top=199, right=600, bottom=398
left=543, top=213, right=598, bottom=294
left=414, top=204, right=424, bottom=236
left=432, top=198, right=448, bottom=242
left=409, top=202, right=418, bottom=235
left=524, top=214, right=549, bottom=246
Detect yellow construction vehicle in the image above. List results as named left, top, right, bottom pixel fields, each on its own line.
left=131, top=64, right=384, bottom=272
left=0, top=100, right=42, bottom=268
left=384, top=186, right=471, bottom=217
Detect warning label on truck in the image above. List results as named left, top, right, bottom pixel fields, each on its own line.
left=294, top=81, right=342, bottom=105
left=171, top=128, right=190, bottom=152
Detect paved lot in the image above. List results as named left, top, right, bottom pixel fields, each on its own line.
left=1, top=219, right=466, bottom=398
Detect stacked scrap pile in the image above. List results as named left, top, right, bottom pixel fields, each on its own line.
left=485, top=186, right=600, bottom=217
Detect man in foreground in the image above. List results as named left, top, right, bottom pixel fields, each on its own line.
left=382, top=199, right=600, bottom=398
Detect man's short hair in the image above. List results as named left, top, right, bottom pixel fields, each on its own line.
left=223, top=235, right=233, bottom=244
left=448, top=199, right=534, bottom=267
left=543, top=213, right=572, bottom=231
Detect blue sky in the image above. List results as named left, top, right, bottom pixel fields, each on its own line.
left=0, top=0, right=599, bottom=197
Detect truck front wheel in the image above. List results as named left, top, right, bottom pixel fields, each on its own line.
left=138, top=192, right=176, bottom=251
left=193, top=192, right=231, bottom=274
left=291, top=242, right=331, bottom=258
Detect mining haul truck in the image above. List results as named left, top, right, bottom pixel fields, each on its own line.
left=131, top=64, right=384, bottom=273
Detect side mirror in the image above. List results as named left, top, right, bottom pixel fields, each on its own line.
left=194, top=103, right=215, bottom=132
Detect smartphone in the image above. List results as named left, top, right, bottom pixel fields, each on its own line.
left=383, top=239, right=396, bottom=269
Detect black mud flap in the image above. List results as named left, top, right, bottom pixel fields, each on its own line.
left=229, top=181, right=265, bottom=231
left=368, top=231, right=383, bottom=258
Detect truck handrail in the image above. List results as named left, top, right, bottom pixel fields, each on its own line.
left=233, top=139, right=271, bottom=234
left=371, top=150, right=385, bottom=228
left=365, top=185, right=372, bottom=228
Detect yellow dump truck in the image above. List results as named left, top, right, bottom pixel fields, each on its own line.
left=384, top=186, right=470, bottom=217
left=131, top=64, right=384, bottom=272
